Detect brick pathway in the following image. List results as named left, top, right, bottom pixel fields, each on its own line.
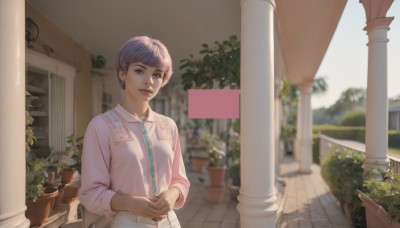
left=178, top=156, right=353, bottom=228
left=176, top=170, right=240, bottom=228
left=278, top=156, right=352, bottom=228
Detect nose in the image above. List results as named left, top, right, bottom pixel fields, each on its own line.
left=144, top=74, right=153, bottom=85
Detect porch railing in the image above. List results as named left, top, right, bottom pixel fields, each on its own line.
left=319, top=134, right=400, bottom=174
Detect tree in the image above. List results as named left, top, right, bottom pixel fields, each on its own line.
left=339, top=110, right=366, bottom=126
left=328, top=87, right=366, bottom=117
left=180, top=35, right=240, bottom=91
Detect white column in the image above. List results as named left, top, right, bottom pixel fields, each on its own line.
left=0, top=0, right=30, bottom=227
left=294, top=93, right=303, bottom=161
left=238, top=0, right=278, bottom=227
left=361, top=0, right=394, bottom=172
left=298, top=83, right=313, bottom=173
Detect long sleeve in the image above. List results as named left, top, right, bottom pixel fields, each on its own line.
left=78, top=116, right=116, bottom=216
left=168, top=119, right=190, bottom=209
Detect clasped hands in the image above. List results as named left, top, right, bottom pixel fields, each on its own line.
left=126, top=188, right=180, bottom=222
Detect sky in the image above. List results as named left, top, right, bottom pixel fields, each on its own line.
left=312, top=0, right=400, bottom=109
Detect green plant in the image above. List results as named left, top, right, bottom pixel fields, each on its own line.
left=180, top=35, right=240, bottom=91
left=362, top=170, right=400, bottom=222
left=91, top=55, right=106, bottom=69
left=227, top=137, right=240, bottom=186
left=200, top=133, right=226, bottom=167
left=320, top=146, right=366, bottom=227
left=61, top=134, right=83, bottom=174
left=25, top=91, right=50, bottom=201
left=26, top=159, right=49, bottom=201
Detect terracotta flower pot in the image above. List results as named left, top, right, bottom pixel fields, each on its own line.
left=359, top=192, right=400, bottom=228
left=53, top=184, right=66, bottom=209
left=207, top=165, right=227, bottom=187
left=191, top=156, right=209, bottom=172
left=205, top=185, right=225, bottom=203
left=62, top=186, right=79, bottom=203
left=26, top=188, right=58, bottom=227
left=61, top=170, right=75, bottom=184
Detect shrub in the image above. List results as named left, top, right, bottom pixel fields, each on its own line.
left=320, top=146, right=366, bottom=227
left=339, top=110, right=366, bottom=126
left=389, top=131, right=400, bottom=148
left=313, top=125, right=365, bottom=143
left=362, top=172, right=400, bottom=222
left=312, top=134, right=320, bottom=164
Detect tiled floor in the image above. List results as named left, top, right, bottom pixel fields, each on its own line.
left=175, top=170, right=240, bottom=228
left=278, top=156, right=352, bottom=228
left=178, top=156, right=352, bottom=228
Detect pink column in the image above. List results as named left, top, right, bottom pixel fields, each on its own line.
left=0, top=0, right=30, bottom=227
left=360, top=0, right=394, bottom=172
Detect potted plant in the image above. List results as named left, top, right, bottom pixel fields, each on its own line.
left=25, top=91, right=58, bottom=227
left=357, top=170, right=400, bottom=228
left=227, top=137, right=240, bottom=200
left=56, top=134, right=83, bottom=204
left=199, top=133, right=227, bottom=203
left=59, top=134, right=83, bottom=184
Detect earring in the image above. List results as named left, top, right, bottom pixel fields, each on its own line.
left=120, top=80, right=125, bottom=87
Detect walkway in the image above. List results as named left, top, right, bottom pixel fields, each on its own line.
left=278, top=156, right=352, bottom=228
left=177, top=156, right=352, bottom=228
left=175, top=170, right=240, bottom=228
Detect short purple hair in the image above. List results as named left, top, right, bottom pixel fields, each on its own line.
left=114, top=36, right=173, bottom=89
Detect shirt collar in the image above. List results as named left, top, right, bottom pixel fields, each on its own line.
left=114, top=104, right=155, bottom=123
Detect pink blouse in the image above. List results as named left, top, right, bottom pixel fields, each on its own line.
left=78, top=104, right=190, bottom=216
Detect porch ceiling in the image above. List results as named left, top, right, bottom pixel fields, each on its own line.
left=275, top=0, right=347, bottom=85
left=26, top=0, right=241, bottom=82
left=27, top=0, right=346, bottom=86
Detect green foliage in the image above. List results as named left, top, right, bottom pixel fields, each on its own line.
left=363, top=172, right=400, bottom=222
left=227, top=137, right=240, bottom=186
left=389, top=131, right=400, bottom=148
left=281, top=124, right=296, bottom=140
left=199, top=133, right=226, bottom=167
left=313, top=125, right=366, bottom=143
left=320, top=146, right=365, bottom=227
left=91, top=55, right=106, bottom=69
left=313, top=87, right=366, bottom=125
left=312, top=134, right=320, bottom=164
left=328, top=88, right=366, bottom=117
left=63, top=134, right=84, bottom=173
left=180, top=35, right=240, bottom=91
left=321, top=146, right=364, bottom=204
left=339, top=110, right=366, bottom=126
left=26, top=158, right=49, bottom=202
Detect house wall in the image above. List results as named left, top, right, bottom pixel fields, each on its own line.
left=26, top=3, right=93, bottom=137
left=389, top=111, right=400, bottom=130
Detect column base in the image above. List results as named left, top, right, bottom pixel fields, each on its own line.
left=0, top=211, right=30, bottom=228
left=237, top=193, right=278, bottom=227
left=363, top=157, right=390, bottom=173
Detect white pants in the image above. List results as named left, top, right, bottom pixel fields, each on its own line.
left=111, top=211, right=181, bottom=228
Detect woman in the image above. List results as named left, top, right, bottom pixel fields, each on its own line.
left=79, top=36, right=190, bottom=228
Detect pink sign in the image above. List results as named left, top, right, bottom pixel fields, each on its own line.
left=188, top=89, right=240, bottom=119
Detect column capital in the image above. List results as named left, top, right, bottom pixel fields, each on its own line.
left=241, top=0, right=275, bottom=8
left=360, top=0, right=394, bottom=30
left=299, top=81, right=312, bottom=95
left=361, top=0, right=393, bottom=22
